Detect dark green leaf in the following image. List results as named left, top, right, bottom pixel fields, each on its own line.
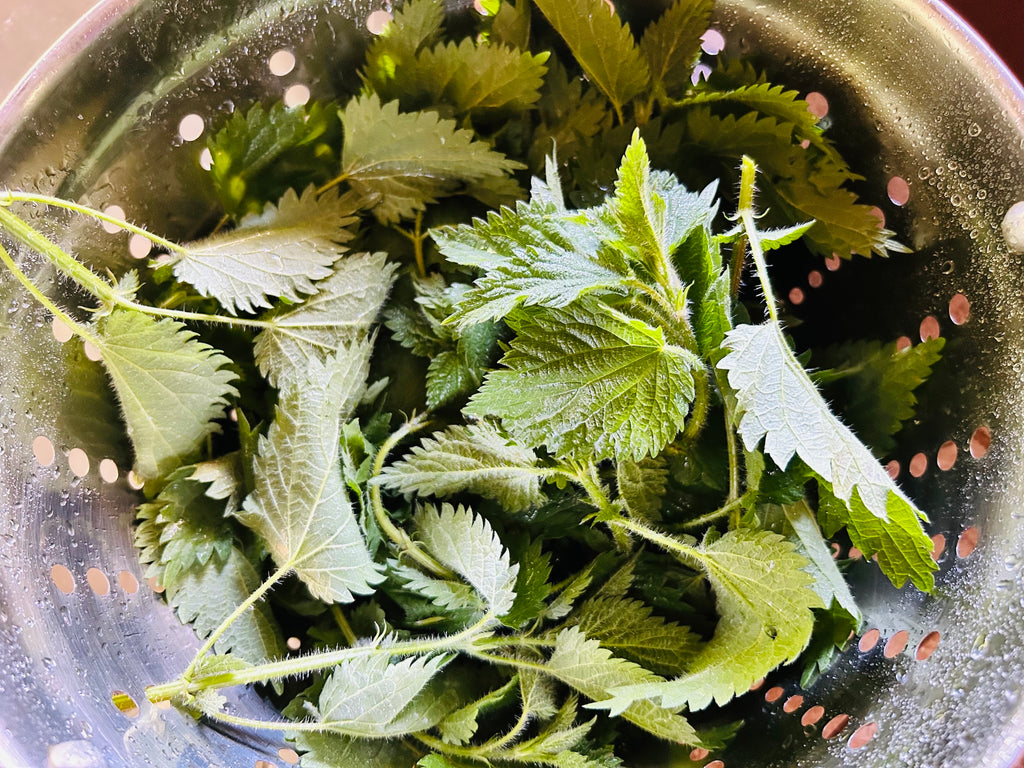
left=466, top=298, right=701, bottom=462
left=640, top=0, right=714, bottom=97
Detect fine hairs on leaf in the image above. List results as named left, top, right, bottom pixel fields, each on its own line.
left=170, top=186, right=359, bottom=315
left=95, top=308, right=239, bottom=481
left=237, top=348, right=383, bottom=603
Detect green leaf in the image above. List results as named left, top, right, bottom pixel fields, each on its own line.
left=494, top=696, right=596, bottom=763
left=639, top=0, right=714, bottom=97
left=253, top=251, right=398, bottom=386
left=603, top=529, right=821, bottom=712
left=133, top=468, right=234, bottom=587
left=167, top=546, right=285, bottom=664
left=799, top=599, right=860, bottom=689
left=58, top=340, right=129, bottom=466
left=491, top=0, right=532, bottom=49
left=206, top=100, right=342, bottom=218
left=533, top=0, right=650, bottom=118
left=466, top=298, right=701, bottom=462
left=437, top=677, right=518, bottom=745
left=546, top=627, right=702, bottom=746
left=315, top=654, right=448, bottom=737
left=362, top=0, right=446, bottom=92
left=719, top=321, right=925, bottom=524
left=171, top=187, right=358, bottom=315
left=435, top=202, right=628, bottom=329
left=603, top=132, right=719, bottom=283
left=503, top=539, right=553, bottom=628
left=188, top=452, right=244, bottom=511
left=781, top=500, right=860, bottom=620
left=616, top=456, right=669, bottom=520
left=294, top=732, right=418, bottom=768
left=339, top=94, right=521, bottom=223
left=94, top=309, right=238, bottom=481
left=414, top=503, right=519, bottom=618
left=390, top=561, right=485, bottom=614
left=238, top=349, right=382, bottom=603
left=815, top=337, right=945, bottom=456
left=372, top=34, right=549, bottom=116
left=569, top=595, right=700, bottom=676
left=757, top=221, right=816, bottom=252
left=378, top=422, right=548, bottom=513
left=528, top=57, right=611, bottom=173
left=819, top=481, right=937, bottom=591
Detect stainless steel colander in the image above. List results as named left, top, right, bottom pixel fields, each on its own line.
left=2, top=1, right=1024, bottom=766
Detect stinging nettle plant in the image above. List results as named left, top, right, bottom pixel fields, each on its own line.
left=0, top=0, right=946, bottom=764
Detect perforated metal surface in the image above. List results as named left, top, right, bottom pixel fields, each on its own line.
left=1, top=1, right=1024, bottom=766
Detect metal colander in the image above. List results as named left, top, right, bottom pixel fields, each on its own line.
left=2, top=0, right=1024, bottom=766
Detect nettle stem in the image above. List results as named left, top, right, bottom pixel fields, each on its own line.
left=370, top=415, right=455, bottom=579
left=147, top=612, right=496, bottom=703
left=738, top=156, right=779, bottom=323
left=0, top=203, right=277, bottom=331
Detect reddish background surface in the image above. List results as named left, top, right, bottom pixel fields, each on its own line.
left=947, top=0, right=1024, bottom=80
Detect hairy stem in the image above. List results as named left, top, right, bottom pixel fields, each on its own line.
left=147, top=612, right=496, bottom=702
left=606, top=516, right=703, bottom=572
left=1, top=191, right=186, bottom=255
left=738, top=156, right=779, bottom=323
left=370, top=414, right=455, bottom=579
left=0, top=243, right=99, bottom=346
left=182, top=563, right=292, bottom=682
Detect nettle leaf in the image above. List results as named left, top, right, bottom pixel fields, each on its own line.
left=529, top=57, right=610, bottom=173
left=491, top=0, right=532, bottom=50
left=413, top=503, right=519, bottom=618
left=254, top=251, right=398, bottom=386
left=171, top=187, right=358, bottom=315
left=206, top=100, right=342, bottom=218
left=719, top=321, right=924, bottom=524
left=533, top=0, right=650, bottom=118
left=494, top=696, right=595, bottom=763
left=293, top=732, right=414, bottom=768
left=815, top=337, right=945, bottom=456
left=503, top=539, right=553, bottom=628
left=134, top=468, right=234, bottom=587
left=390, top=561, right=485, bottom=614
left=603, top=132, right=719, bottom=282
left=362, top=0, right=446, bottom=91
left=58, top=340, right=129, bottom=467
left=167, top=546, right=285, bottom=664
left=616, top=456, right=669, bottom=520
left=375, top=36, right=549, bottom=116
left=819, top=481, right=937, bottom=591
left=437, top=678, right=517, bottom=745
left=782, top=500, right=860, bottom=621
left=378, top=422, right=548, bottom=513
left=316, top=654, right=448, bottom=737
left=95, top=309, right=237, bottom=481
left=546, top=627, right=702, bottom=747
left=603, top=529, right=821, bottom=713
left=568, top=594, right=700, bottom=676
left=435, top=200, right=628, bottom=330
left=340, top=94, right=521, bottom=223
left=640, top=0, right=714, bottom=97
left=466, top=298, right=702, bottom=463
left=238, top=349, right=382, bottom=603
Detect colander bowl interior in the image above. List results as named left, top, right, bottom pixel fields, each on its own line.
left=2, top=1, right=1024, bottom=766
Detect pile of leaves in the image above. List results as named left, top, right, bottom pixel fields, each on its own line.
left=0, top=0, right=945, bottom=765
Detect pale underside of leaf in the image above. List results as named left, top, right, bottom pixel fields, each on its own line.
left=377, top=422, right=548, bottom=513
left=602, top=529, right=821, bottom=713
left=719, top=321, right=925, bottom=522
left=316, top=654, right=447, bottom=737
left=172, top=187, right=358, bottom=314
left=254, top=251, right=397, bottom=386
left=167, top=547, right=285, bottom=664
left=95, top=309, right=238, bottom=481
left=238, top=349, right=382, bottom=603
left=413, top=503, right=519, bottom=618
left=546, top=627, right=702, bottom=746
left=782, top=500, right=860, bottom=621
